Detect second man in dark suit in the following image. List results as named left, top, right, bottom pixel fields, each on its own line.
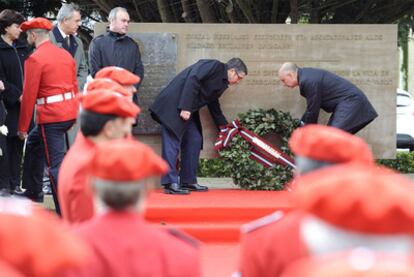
left=278, top=62, right=378, bottom=134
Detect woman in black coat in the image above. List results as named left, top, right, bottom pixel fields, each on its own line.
left=0, top=9, right=32, bottom=193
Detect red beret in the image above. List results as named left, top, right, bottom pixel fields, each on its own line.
left=0, top=198, right=89, bottom=277
left=289, top=125, right=374, bottom=164
left=91, top=139, right=168, bottom=182
left=293, top=163, right=414, bottom=234
left=79, top=90, right=140, bottom=117
left=95, top=66, right=141, bottom=86
left=20, top=17, right=52, bottom=31
left=282, top=249, right=414, bottom=277
left=86, top=78, right=132, bottom=98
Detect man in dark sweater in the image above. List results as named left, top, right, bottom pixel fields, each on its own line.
left=278, top=62, right=378, bottom=134
left=88, top=7, right=143, bottom=104
left=150, top=58, right=247, bottom=194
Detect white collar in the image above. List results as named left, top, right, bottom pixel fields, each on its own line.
left=57, top=25, right=69, bottom=39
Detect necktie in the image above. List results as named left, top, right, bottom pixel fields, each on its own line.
left=65, top=36, right=70, bottom=48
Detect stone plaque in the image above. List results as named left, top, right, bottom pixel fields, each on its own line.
left=94, top=24, right=397, bottom=158
left=128, top=32, right=177, bottom=134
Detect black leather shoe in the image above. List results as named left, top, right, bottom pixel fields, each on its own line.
left=15, top=190, right=44, bottom=203
left=181, top=183, right=209, bottom=192
left=163, top=183, right=190, bottom=195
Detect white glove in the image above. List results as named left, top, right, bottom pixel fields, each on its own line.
left=0, top=125, right=8, bottom=136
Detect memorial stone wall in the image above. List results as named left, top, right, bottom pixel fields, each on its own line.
left=94, top=23, right=397, bottom=158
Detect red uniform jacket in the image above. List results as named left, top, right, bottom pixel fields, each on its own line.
left=67, top=212, right=201, bottom=277
left=58, top=132, right=95, bottom=224
left=18, top=41, right=78, bottom=132
left=238, top=211, right=309, bottom=277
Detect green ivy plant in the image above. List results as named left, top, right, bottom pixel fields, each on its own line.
left=215, top=108, right=301, bottom=190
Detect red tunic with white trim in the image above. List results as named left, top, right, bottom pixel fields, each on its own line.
left=58, top=132, right=95, bottom=224
left=238, top=211, right=309, bottom=277
left=18, top=41, right=78, bottom=133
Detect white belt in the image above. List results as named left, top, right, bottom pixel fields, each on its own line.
left=36, top=92, right=74, bottom=105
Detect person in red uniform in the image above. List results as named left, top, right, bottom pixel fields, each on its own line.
left=64, top=139, right=202, bottom=277
left=16, top=18, right=78, bottom=213
left=84, top=78, right=132, bottom=98
left=58, top=89, right=140, bottom=224
left=0, top=197, right=89, bottom=277
left=289, top=124, right=374, bottom=176
left=94, top=66, right=141, bottom=94
left=236, top=164, right=414, bottom=277
left=0, top=261, right=24, bottom=277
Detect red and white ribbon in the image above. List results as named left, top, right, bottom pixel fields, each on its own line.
left=215, top=120, right=296, bottom=169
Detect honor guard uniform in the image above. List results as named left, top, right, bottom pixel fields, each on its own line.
left=17, top=18, right=79, bottom=213
left=65, top=139, right=202, bottom=277
left=58, top=89, right=139, bottom=224
left=236, top=164, right=414, bottom=277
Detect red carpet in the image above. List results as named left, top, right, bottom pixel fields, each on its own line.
left=144, top=189, right=293, bottom=276
left=144, top=189, right=293, bottom=243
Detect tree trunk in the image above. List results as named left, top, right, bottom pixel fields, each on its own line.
left=131, top=0, right=145, bottom=22
left=157, top=0, right=175, bottom=22
left=309, top=0, right=320, bottom=23
left=196, top=0, right=217, bottom=23
left=181, top=0, right=193, bottom=22
left=235, top=0, right=256, bottom=23
left=271, top=0, right=280, bottom=23
left=289, top=0, right=298, bottom=23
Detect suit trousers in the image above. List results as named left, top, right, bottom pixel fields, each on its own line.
left=22, top=120, right=75, bottom=194
left=6, top=136, right=24, bottom=190
left=161, top=118, right=202, bottom=186
left=0, top=135, right=9, bottom=190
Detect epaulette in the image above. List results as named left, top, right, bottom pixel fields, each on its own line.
left=241, top=210, right=284, bottom=234
left=166, top=228, right=200, bottom=249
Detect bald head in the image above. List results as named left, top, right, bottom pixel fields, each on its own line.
left=278, top=62, right=299, bottom=88
left=279, top=62, right=298, bottom=74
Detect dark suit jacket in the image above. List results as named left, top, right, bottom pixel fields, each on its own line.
left=0, top=37, right=32, bottom=136
left=298, top=67, right=378, bottom=132
left=50, top=26, right=88, bottom=91
left=149, top=59, right=229, bottom=139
